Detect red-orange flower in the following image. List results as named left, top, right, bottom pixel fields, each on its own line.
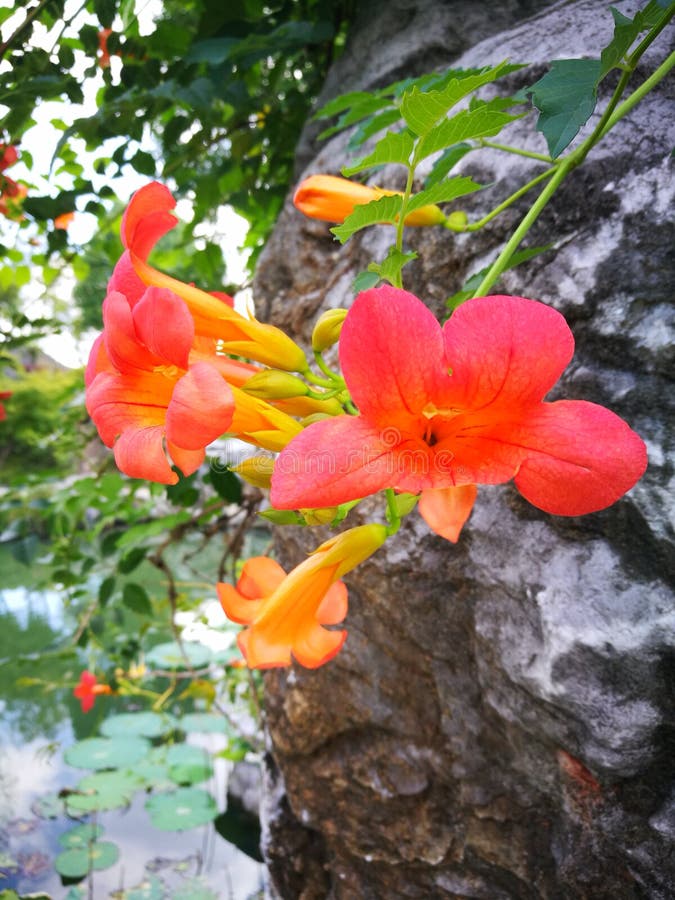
left=218, top=524, right=387, bottom=668
left=271, top=286, right=647, bottom=542
left=0, top=390, right=11, bottom=422
left=294, top=174, right=447, bottom=226
left=54, top=211, right=74, bottom=230
left=86, top=286, right=236, bottom=484
left=73, top=670, right=112, bottom=713
left=115, top=182, right=308, bottom=371
left=0, top=145, right=26, bottom=220
left=97, top=28, right=113, bottom=68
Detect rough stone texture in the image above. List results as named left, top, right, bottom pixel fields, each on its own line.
left=253, top=1, right=675, bottom=897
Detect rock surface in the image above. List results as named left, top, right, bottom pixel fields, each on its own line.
left=253, top=1, right=675, bottom=897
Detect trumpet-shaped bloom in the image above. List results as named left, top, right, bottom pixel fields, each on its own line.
left=54, top=211, right=75, bottom=230
left=218, top=524, right=388, bottom=668
left=73, top=670, right=112, bottom=713
left=271, top=286, right=647, bottom=541
left=86, top=286, right=235, bottom=484
left=294, top=174, right=447, bottom=227
left=118, top=182, right=308, bottom=371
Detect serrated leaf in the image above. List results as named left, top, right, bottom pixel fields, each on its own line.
left=417, top=102, right=522, bottom=161
left=318, top=95, right=394, bottom=140
left=424, top=143, right=473, bottom=187
left=406, top=175, right=482, bottom=213
left=348, top=108, right=402, bottom=150
left=527, top=58, right=602, bottom=158
left=352, top=270, right=381, bottom=292
left=313, top=90, right=375, bottom=120
left=342, top=131, right=414, bottom=176
left=401, top=60, right=521, bottom=135
left=122, top=582, right=152, bottom=616
left=368, top=247, right=417, bottom=287
left=331, top=195, right=403, bottom=243
left=600, top=2, right=669, bottom=76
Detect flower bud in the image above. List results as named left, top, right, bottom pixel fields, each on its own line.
left=312, top=308, right=348, bottom=352
left=232, top=455, right=275, bottom=489
left=300, top=507, right=339, bottom=526
left=241, top=370, right=309, bottom=400
left=445, top=210, right=468, bottom=230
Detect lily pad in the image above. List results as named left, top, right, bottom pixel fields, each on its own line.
left=145, top=788, right=217, bottom=830
left=145, top=641, right=211, bottom=670
left=66, top=770, right=141, bottom=814
left=125, top=873, right=165, bottom=900
left=31, top=792, right=62, bottom=819
left=101, top=711, right=177, bottom=739
left=131, top=758, right=175, bottom=791
left=172, top=880, right=219, bottom=900
left=64, top=736, right=150, bottom=770
left=55, top=840, right=119, bottom=878
left=166, top=744, right=212, bottom=786
left=180, top=713, right=231, bottom=734
left=58, top=823, right=104, bottom=848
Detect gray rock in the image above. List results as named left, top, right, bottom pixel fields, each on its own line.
left=254, top=0, right=675, bottom=896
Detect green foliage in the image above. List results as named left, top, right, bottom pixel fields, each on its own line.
left=55, top=841, right=119, bottom=878
left=145, top=787, right=217, bottom=831
left=330, top=195, right=403, bottom=243
left=446, top=245, right=554, bottom=310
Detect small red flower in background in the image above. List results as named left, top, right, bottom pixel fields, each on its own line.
left=0, top=144, right=18, bottom=171
left=271, top=286, right=647, bottom=542
left=98, top=28, right=113, bottom=68
left=0, top=390, right=11, bottom=421
left=0, top=142, right=26, bottom=220
left=73, top=670, right=112, bottom=713
left=54, top=211, right=74, bottom=230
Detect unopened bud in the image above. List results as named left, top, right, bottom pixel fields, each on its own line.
left=312, top=308, right=348, bottom=352
left=300, top=412, right=335, bottom=427
left=445, top=210, right=468, bottom=231
left=232, top=455, right=275, bottom=489
left=301, top=507, right=339, bottom=526
left=242, top=370, right=309, bottom=400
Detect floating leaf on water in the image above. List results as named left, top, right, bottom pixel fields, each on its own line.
left=0, top=852, right=19, bottom=873
left=172, top=879, right=219, bottom=900
left=145, top=642, right=211, bottom=670
left=66, top=770, right=141, bottom=814
left=63, top=888, right=87, bottom=900
left=64, top=736, right=150, bottom=770
left=166, top=744, right=212, bottom=786
left=101, top=711, right=177, bottom=739
left=58, top=822, right=104, bottom=849
left=31, top=792, right=62, bottom=819
left=124, top=873, right=166, bottom=900
left=55, top=840, right=119, bottom=878
left=145, top=788, right=217, bottom=831
left=179, top=713, right=231, bottom=734
left=131, top=758, right=175, bottom=791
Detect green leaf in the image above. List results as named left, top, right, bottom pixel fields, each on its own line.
left=527, top=58, right=602, bottom=158
left=180, top=712, right=232, bottom=734
left=118, top=547, right=146, bottom=574
left=348, top=108, right=402, bottom=150
left=342, top=131, right=414, bottom=176
left=406, top=175, right=483, bottom=212
left=166, top=744, right=212, bottom=786
left=122, top=582, right=152, bottom=616
left=98, top=575, right=115, bottom=606
left=314, top=90, right=375, bottom=120
left=258, top=509, right=306, bottom=525
left=66, top=770, right=142, bottom=814
left=401, top=61, right=522, bottom=135
left=145, top=788, right=217, bottom=831
left=31, top=792, right=62, bottom=819
left=446, top=244, right=553, bottom=310
left=100, top=711, right=176, bottom=739
left=115, top=511, right=192, bottom=548
left=172, top=879, right=219, bottom=900
left=318, top=95, right=394, bottom=140
left=124, top=874, right=165, bottom=900
left=55, top=841, right=119, bottom=878
left=330, top=195, right=403, bottom=244
left=206, top=468, right=242, bottom=503
left=367, top=247, right=417, bottom=288
left=58, top=823, right=104, bottom=849
left=64, top=736, right=150, bottom=770
left=424, top=143, right=473, bottom=187
left=145, top=641, right=211, bottom=670
left=417, top=101, right=522, bottom=161
left=352, top=270, right=381, bottom=293
left=601, top=2, right=669, bottom=76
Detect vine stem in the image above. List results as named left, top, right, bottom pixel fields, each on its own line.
left=480, top=140, right=553, bottom=163
left=473, top=21, right=675, bottom=298
left=393, top=164, right=417, bottom=287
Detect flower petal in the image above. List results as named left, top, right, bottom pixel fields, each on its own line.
left=166, top=442, right=205, bottom=478
left=113, top=425, right=177, bottom=484
left=316, top=581, right=348, bottom=625
left=271, top=416, right=398, bottom=509
left=292, top=624, right=347, bottom=669
left=512, top=400, right=648, bottom=515
left=418, top=485, right=478, bottom=542
left=217, top=583, right=264, bottom=625
left=86, top=371, right=174, bottom=445
left=165, top=362, right=234, bottom=451
left=441, top=295, right=574, bottom=410
left=237, top=557, right=286, bottom=599
left=132, top=287, right=194, bottom=369
left=121, top=182, right=178, bottom=259
left=102, top=291, right=158, bottom=372
left=339, top=286, right=449, bottom=429
left=108, top=251, right=147, bottom=306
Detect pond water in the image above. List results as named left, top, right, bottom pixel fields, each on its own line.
left=0, top=585, right=266, bottom=900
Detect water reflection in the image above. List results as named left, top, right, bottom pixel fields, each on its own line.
left=0, top=590, right=265, bottom=899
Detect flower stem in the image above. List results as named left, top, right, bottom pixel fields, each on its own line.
left=385, top=488, right=401, bottom=535
left=479, top=139, right=553, bottom=163
left=465, top=167, right=556, bottom=232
